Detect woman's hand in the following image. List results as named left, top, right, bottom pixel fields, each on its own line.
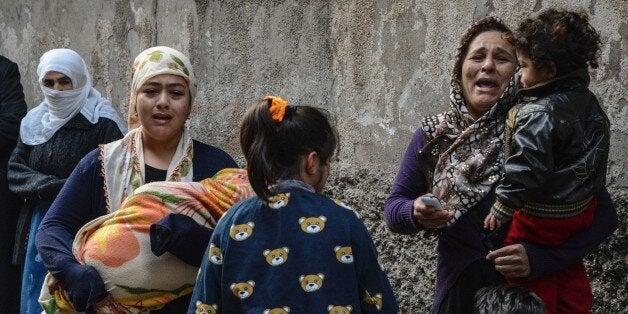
left=486, top=243, right=530, bottom=278
left=412, top=195, right=453, bottom=229
left=483, top=212, right=501, bottom=230
left=93, top=294, right=125, bottom=314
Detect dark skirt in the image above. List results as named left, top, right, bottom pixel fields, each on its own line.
left=439, top=258, right=506, bottom=314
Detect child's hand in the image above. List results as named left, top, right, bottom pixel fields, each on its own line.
left=484, top=213, right=501, bottom=230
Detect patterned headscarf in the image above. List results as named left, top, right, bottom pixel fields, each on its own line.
left=102, top=46, right=197, bottom=212
left=127, top=46, right=197, bottom=129
left=420, top=17, right=518, bottom=227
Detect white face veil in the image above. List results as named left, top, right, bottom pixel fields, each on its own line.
left=19, top=48, right=126, bottom=145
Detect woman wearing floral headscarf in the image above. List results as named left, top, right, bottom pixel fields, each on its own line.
left=36, top=46, right=238, bottom=313
left=384, top=17, right=618, bottom=313
left=8, top=48, right=126, bottom=314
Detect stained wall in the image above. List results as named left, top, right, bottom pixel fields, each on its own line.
left=1, top=0, right=626, bottom=311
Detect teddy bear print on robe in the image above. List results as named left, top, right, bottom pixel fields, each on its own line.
left=263, top=247, right=290, bottom=266
left=327, top=305, right=352, bottom=313
left=334, top=246, right=354, bottom=264
left=268, top=193, right=290, bottom=209
left=263, top=306, right=290, bottom=314
left=230, top=281, right=255, bottom=299
left=195, top=301, right=218, bottom=314
left=208, top=243, right=222, bottom=265
left=299, top=273, right=325, bottom=292
left=299, top=216, right=327, bottom=234
left=229, top=222, right=255, bottom=241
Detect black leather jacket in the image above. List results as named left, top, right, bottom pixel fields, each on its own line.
left=492, top=69, right=610, bottom=219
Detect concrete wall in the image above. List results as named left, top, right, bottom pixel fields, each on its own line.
left=1, top=0, right=626, bottom=311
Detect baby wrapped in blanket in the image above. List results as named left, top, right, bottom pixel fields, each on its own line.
left=40, top=168, right=252, bottom=313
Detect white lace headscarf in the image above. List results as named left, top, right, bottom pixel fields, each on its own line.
left=20, top=48, right=126, bottom=145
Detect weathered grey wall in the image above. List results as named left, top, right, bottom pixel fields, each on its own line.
left=1, top=0, right=626, bottom=312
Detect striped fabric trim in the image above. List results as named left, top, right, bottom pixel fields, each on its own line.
left=492, top=200, right=516, bottom=221
left=523, top=196, right=593, bottom=218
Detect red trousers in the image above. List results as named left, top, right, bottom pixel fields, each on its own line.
left=505, top=198, right=597, bottom=314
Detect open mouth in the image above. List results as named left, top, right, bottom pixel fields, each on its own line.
left=475, top=78, right=498, bottom=89
left=152, top=113, right=172, bottom=120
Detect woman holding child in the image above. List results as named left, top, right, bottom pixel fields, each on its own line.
left=36, top=46, right=238, bottom=313
left=384, top=15, right=618, bottom=313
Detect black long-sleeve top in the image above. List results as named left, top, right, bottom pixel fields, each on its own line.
left=8, top=113, right=123, bottom=263
left=8, top=114, right=123, bottom=200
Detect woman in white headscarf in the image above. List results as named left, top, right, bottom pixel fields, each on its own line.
left=36, top=46, right=238, bottom=313
left=8, top=48, right=126, bottom=314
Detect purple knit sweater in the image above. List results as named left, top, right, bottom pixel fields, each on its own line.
left=384, top=128, right=618, bottom=313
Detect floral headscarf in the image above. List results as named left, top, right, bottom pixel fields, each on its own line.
left=127, top=46, right=197, bottom=129
left=103, top=46, right=196, bottom=212
left=421, top=17, right=518, bottom=227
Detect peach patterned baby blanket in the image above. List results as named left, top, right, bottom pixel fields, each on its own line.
left=40, top=168, right=252, bottom=313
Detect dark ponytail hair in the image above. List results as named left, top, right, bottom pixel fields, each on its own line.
left=240, top=98, right=339, bottom=201
left=514, top=8, right=602, bottom=76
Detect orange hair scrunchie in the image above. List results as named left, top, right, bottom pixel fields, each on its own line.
left=264, top=95, right=288, bottom=123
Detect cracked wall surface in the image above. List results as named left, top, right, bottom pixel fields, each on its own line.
left=1, top=0, right=626, bottom=311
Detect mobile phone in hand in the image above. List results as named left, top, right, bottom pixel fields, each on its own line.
left=420, top=194, right=443, bottom=211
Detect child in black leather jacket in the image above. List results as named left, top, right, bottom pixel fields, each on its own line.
left=484, top=8, right=610, bottom=314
